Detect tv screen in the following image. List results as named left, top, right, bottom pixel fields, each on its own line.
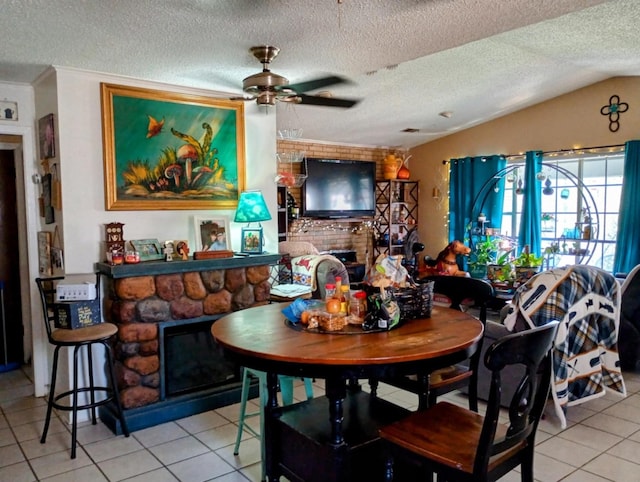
left=302, top=158, right=376, bottom=218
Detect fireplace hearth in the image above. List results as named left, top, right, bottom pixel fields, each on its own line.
left=96, top=254, right=279, bottom=434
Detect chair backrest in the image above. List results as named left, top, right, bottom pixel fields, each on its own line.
left=420, top=275, right=495, bottom=323
left=474, top=321, right=559, bottom=475
left=619, top=264, right=640, bottom=370
left=35, top=276, right=65, bottom=342
left=504, top=264, right=624, bottom=429
left=35, top=274, right=100, bottom=341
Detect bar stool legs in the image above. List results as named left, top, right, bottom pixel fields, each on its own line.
left=40, top=345, right=61, bottom=446
left=41, top=340, right=129, bottom=459
left=234, top=367, right=314, bottom=481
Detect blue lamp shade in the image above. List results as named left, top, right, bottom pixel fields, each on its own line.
left=234, top=190, right=271, bottom=254
left=234, top=191, right=272, bottom=224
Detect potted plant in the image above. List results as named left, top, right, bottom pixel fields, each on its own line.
left=486, top=249, right=515, bottom=291
left=467, top=235, right=497, bottom=279
left=513, top=245, right=544, bottom=287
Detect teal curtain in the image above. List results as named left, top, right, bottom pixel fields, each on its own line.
left=449, top=155, right=506, bottom=242
left=517, top=151, right=543, bottom=256
left=614, top=141, right=640, bottom=274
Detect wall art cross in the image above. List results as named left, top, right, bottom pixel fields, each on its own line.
left=600, top=94, right=629, bottom=132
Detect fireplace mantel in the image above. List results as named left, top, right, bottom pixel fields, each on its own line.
left=96, top=253, right=280, bottom=434
left=96, top=253, right=281, bottom=278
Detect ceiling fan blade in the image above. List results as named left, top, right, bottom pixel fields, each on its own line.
left=296, top=94, right=359, bottom=108
left=284, top=75, right=350, bottom=93
left=229, top=95, right=254, bottom=101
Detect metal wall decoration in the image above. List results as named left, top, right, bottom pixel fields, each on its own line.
left=0, top=100, right=18, bottom=121
left=600, top=94, right=629, bottom=132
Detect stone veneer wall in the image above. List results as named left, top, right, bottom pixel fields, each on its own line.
left=105, top=265, right=271, bottom=409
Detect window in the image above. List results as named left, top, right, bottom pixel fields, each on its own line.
left=501, top=152, right=624, bottom=271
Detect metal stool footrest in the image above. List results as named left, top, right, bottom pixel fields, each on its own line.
left=52, top=386, right=116, bottom=412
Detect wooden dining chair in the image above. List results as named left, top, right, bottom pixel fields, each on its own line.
left=379, top=321, right=559, bottom=482
left=372, top=276, right=494, bottom=411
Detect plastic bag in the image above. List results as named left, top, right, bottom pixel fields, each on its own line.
left=365, top=254, right=409, bottom=288
left=363, top=291, right=400, bottom=331
left=281, top=298, right=323, bottom=323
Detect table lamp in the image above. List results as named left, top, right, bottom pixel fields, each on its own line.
left=234, top=190, right=272, bottom=254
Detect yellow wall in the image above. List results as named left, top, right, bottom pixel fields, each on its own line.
left=410, top=76, right=640, bottom=257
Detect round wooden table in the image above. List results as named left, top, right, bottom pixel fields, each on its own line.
left=212, top=303, right=483, bottom=482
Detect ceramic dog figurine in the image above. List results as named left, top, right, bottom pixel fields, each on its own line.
left=424, top=240, right=471, bottom=277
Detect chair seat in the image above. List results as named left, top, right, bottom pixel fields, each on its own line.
left=51, top=322, right=118, bottom=344
left=380, top=401, right=526, bottom=475
left=381, top=365, right=471, bottom=393
left=429, top=364, right=472, bottom=389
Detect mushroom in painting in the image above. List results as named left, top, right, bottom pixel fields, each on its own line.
left=164, top=164, right=183, bottom=186
left=176, top=144, right=198, bottom=185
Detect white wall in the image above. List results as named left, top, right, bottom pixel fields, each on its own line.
left=53, top=68, right=277, bottom=274
left=12, top=68, right=278, bottom=399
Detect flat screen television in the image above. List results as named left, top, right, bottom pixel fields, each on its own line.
left=302, top=158, right=376, bottom=218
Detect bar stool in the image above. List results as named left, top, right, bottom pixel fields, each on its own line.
left=234, top=367, right=314, bottom=481
left=36, top=276, right=129, bottom=459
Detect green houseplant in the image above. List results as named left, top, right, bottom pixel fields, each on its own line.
left=468, top=236, right=498, bottom=279
left=513, top=245, right=544, bottom=287
left=513, top=245, right=544, bottom=268
left=486, top=249, right=515, bottom=288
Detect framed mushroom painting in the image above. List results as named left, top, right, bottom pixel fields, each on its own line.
left=100, top=83, right=246, bottom=210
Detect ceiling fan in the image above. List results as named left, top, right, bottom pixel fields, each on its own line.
left=234, top=46, right=358, bottom=108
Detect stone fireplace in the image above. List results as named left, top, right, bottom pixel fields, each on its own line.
left=96, top=254, right=280, bottom=433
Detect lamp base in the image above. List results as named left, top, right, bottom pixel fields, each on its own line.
left=240, top=226, right=264, bottom=254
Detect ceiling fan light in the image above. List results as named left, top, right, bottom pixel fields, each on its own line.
left=256, top=92, right=278, bottom=106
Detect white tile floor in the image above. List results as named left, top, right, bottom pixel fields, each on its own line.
left=1, top=365, right=640, bottom=481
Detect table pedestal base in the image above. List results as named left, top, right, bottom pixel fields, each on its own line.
left=271, top=388, right=416, bottom=482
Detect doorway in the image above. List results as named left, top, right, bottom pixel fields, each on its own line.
left=0, top=148, right=24, bottom=369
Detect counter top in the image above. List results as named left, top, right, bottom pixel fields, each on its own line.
left=96, top=253, right=281, bottom=278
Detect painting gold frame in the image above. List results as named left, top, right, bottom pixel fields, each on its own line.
left=101, top=83, right=246, bottom=210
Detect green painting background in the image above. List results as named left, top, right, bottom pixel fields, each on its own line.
left=112, top=95, right=238, bottom=188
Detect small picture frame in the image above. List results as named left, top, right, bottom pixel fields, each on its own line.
left=38, top=113, right=56, bottom=159
left=129, top=239, right=164, bottom=261
left=37, top=231, right=52, bottom=276
left=193, top=216, right=231, bottom=252
left=240, top=228, right=263, bottom=254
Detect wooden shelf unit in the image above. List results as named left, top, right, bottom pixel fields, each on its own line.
left=374, top=180, right=419, bottom=257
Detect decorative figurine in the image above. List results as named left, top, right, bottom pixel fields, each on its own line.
left=176, top=241, right=189, bottom=260
left=105, top=222, right=125, bottom=264
left=164, top=242, right=174, bottom=262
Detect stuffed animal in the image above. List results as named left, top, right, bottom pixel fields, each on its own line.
left=423, top=240, right=471, bottom=277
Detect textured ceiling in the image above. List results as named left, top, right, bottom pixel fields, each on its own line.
left=1, top=0, right=637, bottom=148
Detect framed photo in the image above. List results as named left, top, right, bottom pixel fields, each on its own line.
left=240, top=228, right=263, bottom=254
left=194, top=216, right=231, bottom=252
left=38, top=113, right=55, bottom=159
left=41, top=173, right=54, bottom=224
left=37, top=231, right=52, bottom=276
left=129, top=239, right=164, bottom=261
left=101, top=83, right=246, bottom=211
